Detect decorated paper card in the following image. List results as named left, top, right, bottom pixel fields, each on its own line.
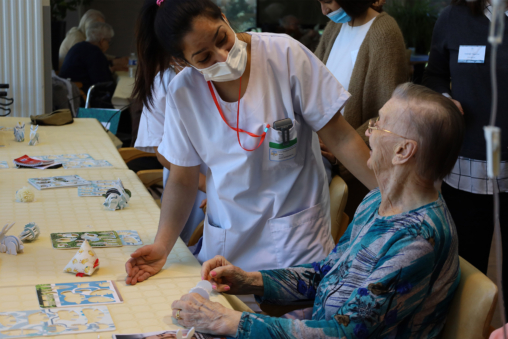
left=117, top=230, right=143, bottom=246
left=63, top=159, right=112, bottom=169
left=51, top=231, right=122, bottom=249
left=113, top=330, right=226, bottom=339
left=36, top=281, right=123, bottom=308
left=0, top=306, right=115, bottom=338
left=78, top=179, right=123, bottom=197
left=0, top=161, right=8, bottom=169
left=28, top=175, right=90, bottom=190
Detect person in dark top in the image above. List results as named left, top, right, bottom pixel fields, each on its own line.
left=59, top=22, right=114, bottom=93
left=423, top=0, right=508, bottom=316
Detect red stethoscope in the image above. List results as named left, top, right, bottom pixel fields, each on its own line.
left=207, top=77, right=270, bottom=152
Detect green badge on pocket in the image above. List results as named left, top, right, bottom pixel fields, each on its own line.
left=269, top=138, right=297, bottom=161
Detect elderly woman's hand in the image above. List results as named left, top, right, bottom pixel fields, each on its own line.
left=201, top=255, right=264, bottom=295
left=172, top=293, right=242, bottom=337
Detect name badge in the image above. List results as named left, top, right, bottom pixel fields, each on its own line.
left=269, top=139, right=297, bottom=162
left=458, top=46, right=486, bottom=63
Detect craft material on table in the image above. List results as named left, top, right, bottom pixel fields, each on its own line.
left=0, top=126, right=14, bottom=131
left=113, top=329, right=225, bottom=339
left=13, top=122, right=24, bottom=142
left=63, top=159, right=112, bottom=169
left=0, top=306, right=115, bottom=339
left=15, top=187, right=35, bottom=203
left=34, top=154, right=112, bottom=169
left=0, top=222, right=24, bottom=255
left=103, top=186, right=130, bottom=211
left=0, top=161, right=9, bottom=169
left=28, top=125, right=39, bottom=146
left=51, top=231, right=122, bottom=249
left=36, top=280, right=123, bottom=308
left=63, top=240, right=100, bottom=277
left=117, top=230, right=143, bottom=246
left=78, top=179, right=123, bottom=197
left=28, top=175, right=90, bottom=190
left=19, top=223, right=40, bottom=242
left=13, top=155, right=55, bottom=169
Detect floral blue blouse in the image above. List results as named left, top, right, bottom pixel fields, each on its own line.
left=235, top=189, right=460, bottom=339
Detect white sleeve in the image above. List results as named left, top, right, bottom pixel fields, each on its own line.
left=288, top=40, right=351, bottom=132
left=134, top=70, right=174, bottom=153
left=157, top=91, right=202, bottom=167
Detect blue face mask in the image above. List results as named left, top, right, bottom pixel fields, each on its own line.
left=326, top=8, right=352, bottom=24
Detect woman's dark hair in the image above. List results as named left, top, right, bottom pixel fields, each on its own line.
left=451, top=0, right=487, bottom=16
left=336, top=0, right=376, bottom=19
left=133, top=0, right=223, bottom=108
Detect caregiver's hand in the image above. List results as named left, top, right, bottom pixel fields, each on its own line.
left=202, top=255, right=264, bottom=295
left=172, top=293, right=242, bottom=337
left=125, top=243, right=168, bottom=285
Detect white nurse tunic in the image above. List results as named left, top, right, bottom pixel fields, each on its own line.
left=135, top=69, right=207, bottom=244
left=158, top=33, right=350, bottom=272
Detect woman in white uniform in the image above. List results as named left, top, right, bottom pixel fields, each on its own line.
left=125, top=0, right=377, bottom=289
left=134, top=68, right=208, bottom=245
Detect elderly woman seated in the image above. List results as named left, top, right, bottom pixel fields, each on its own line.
left=59, top=22, right=115, bottom=93
left=170, top=83, right=465, bottom=339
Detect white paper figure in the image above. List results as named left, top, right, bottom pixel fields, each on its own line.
left=13, top=122, right=25, bottom=142
left=0, top=222, right=24, bottom=255
left=64, top=240, right=100, bottom=277
left=103, top=185, right=130, bottom=211
left=28, top=125, right=39, bottom=146
left=19, top=222, right=40, bottom=242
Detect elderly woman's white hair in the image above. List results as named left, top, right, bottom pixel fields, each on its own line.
left=86, top=22, right=114, bottom=43
left=78, top=9, right=105, bottom=34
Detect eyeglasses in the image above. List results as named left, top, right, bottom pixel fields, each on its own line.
left=367, top=117, right=410, bottom=139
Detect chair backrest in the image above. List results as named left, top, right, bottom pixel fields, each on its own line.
left=329, top=175, right=349, bottom=244
left=77, top=107, right=122, bottom=135
left=441, top=257, right=498, bottom=339
left=119, top=147, right=157, bottom=164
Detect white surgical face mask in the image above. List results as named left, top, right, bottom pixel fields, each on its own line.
left=192, top=25, right=248, bottom=82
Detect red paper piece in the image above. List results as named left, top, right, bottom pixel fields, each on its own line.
left=93, top=259, right=99, bottom=268
left=76, top=273, right=84, bottom=277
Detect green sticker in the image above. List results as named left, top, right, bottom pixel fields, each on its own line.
left=269, top=138, right=297, bottom=149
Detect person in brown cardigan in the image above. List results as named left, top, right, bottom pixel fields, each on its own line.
left=315, top=0, right=409, bottom=216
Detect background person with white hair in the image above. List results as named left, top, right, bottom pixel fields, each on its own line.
left=59, top=22, right=115, bottom=94
left=58, top=9, right=128, bottom=71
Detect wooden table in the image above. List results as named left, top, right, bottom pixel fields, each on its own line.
left=0, top=117, right=127, bottom=169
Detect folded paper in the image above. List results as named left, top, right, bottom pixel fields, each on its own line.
left=0, top=222, right=24, bottom=256
left=28, top=125, right=39, bottom=146
left=64, top=240, right=100, bottom=277
left=103, top=185, right=131, bottom=211
left=15, top=186, right=35, bottom=202
left=19, top=222, right=40, bottom=242
left=13, top=122, right=25, bottom=142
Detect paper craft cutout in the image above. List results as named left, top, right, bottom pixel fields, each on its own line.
left=0, top=222, right=24, bottom=256
left=13, top=155, right=54, bottom=168
left=113, top=329, right=226, bottom=339
left=36, top=281, right=123, bottom=308
left=28, top=175, right=90, bottom=190
left=15, top=187, right=35, bottom=203
left=63, top=159, right=112, bottom=169
left=28, top=125, right=39, bottom=146
left=35, top=154, right=93, bottom=161
left=0, top=306, right=115, bottom=339
left=51, top=231, right=122, bottom=249
left=13, top=123, right=24, bottom=142
left=0, top=162, right=9, bottom=169
left=103, top=186, right=130, bottom=211
left=189, top=281, right=213, bottom=301
left=19, top=223, right=40, bottom=242
left=78, top=179, right=124, bottom=197
left=63, top=240, right=100, bottom=277
left=117, top=230, right=143, bottom=246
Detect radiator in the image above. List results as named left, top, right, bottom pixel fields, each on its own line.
left=0, top=0, right=51, bottom=118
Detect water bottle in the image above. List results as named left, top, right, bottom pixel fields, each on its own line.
left=128, top=53, right=138, bottom=78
